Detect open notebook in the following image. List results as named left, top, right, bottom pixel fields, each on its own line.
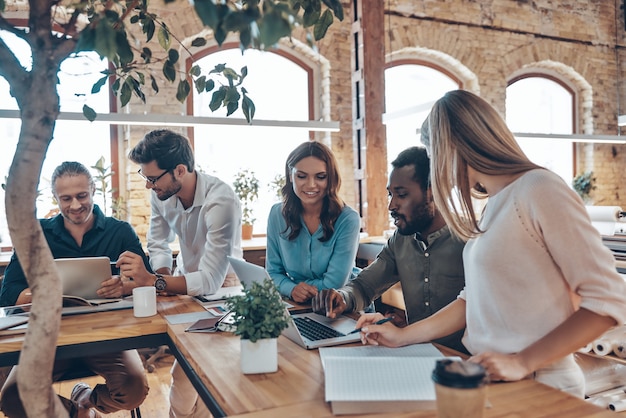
left=319, top=344, right=454, bottom=415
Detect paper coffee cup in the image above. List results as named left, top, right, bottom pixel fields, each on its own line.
left=133, top=286, right=157, bottom=317
left=432, top=359, right=488, bottom=418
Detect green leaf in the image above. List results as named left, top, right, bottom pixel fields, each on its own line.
left=214, top=27, right=227, bottom=46
left=115, top=30, right=134, bottom=66
left=130, top=15, right=139, bottom=24
left=194, top=76, right=206, bottom=94
left=242, top=95, right=255, bottom=123
left=303, top=1, right=321, bottom=27
left=191, top=37, right=207, bottom=47
left=193, top=0, right=219, bottom=30
left=141, top=47, right=152, bottom=63
left=209, top=87, right=227, bottom=111
left=76, top=26, right=96, bottom=52
left=313, top=9, right=333, bottom=40
left=158, top=26, right=171, bottom=50
left=120, top=81, right=132, bottom=107
left=259, top=10, right=292, bottom=47
left=91, top=75, right=108, bottom=94
left=239, top=27, right=252, bottom=50
left=82, top=104, right=97, bottom=122
left=176, top=79, right=191, bottom=103
left=168, top=48, right=179, bottom=64
left=94, top=17, right=118, bottom=61
left=150, top=75, right=159, bottom=93
left=322, top=0, right=344, bottom=21
left=205, top=79, right=215, bottom=92
left=143, top=19, right=155, bottom=42
left=189, top=65, right=201, bottom=77
left=162, top=60, right=176, bottom=82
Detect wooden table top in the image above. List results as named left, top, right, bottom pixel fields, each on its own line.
left=168, top=315, right=618, bottom=418
left=0, top=295, right=620, bottom=417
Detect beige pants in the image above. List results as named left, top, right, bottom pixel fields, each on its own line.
left=0, top=349, right=148, bottom=417
left=169, top=360, right=212, bottom=418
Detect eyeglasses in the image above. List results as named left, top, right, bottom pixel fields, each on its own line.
left=137, top=169, right=170, bottom=185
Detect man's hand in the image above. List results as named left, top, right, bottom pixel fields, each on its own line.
left=97, top=276, right=124, bottom=299
left=312, top=289, right=346, bottom=318
left=117, top=251, right=153, bottom=286
left=290, top=282, right=318, bottom=303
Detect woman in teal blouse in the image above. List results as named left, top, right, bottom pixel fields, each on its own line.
left=266, top=141, right=361, bottom=303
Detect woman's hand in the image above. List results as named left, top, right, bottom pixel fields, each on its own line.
left=355, top=312, right=404, bottom=347
left=469, top=352, right=532, bottom=382
left=290, top=282, right=318, bottom=303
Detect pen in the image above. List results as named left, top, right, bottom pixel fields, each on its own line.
left=349, top=316, right=393, bottom=334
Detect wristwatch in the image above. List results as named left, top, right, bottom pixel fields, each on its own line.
left=154, top=274, right=167, bottom=292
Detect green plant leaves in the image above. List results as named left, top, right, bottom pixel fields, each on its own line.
left=226, top=279, right=289, bottom=343
left=82, top=105, right=97, bottom=122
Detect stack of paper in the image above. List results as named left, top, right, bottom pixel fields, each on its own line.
left=319, top=344, right=452, bottom=415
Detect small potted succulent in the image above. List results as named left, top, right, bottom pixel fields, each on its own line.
left=226, top=278, right=290, bottom=374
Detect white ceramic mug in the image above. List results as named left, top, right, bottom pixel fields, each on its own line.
left=133, top=286, right=157, bottom=317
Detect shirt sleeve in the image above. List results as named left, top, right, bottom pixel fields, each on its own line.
left=305, top=207, right=361, bottom=291
left=266, top=204, right=295, bottom=297
left=340, top=238, right=398, bottom=312
left=0, top=252, right=27, bottom=306
left=147, top=195, right=175, bottom=272
left=184, top=194, right=241, bottom=296
left=521, top=172, right=626, bottom=324
left=118, top=222, right=152, bottom=273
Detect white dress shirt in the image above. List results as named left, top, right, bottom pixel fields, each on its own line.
left=147, top=171, right=243, bottom=295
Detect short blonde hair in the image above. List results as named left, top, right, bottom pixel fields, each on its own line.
left=427, top=90, right=542, bottom=241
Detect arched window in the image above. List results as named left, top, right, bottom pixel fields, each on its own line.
left=190, top=47, right=314, bottom=235
left=506, top=75, right=575, bottom=182
left=384, top=62, right=460, bottom=168
left=0, top=30, right=115, bottom=247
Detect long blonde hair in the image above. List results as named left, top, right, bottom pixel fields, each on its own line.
left=426, top=90, right=542, bottom=241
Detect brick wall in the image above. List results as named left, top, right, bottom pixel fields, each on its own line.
left=118, top=0, right=626, bottom=240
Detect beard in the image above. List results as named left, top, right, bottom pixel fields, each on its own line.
left=155, top=180, right=182, bottom=201
left=394, top=203, right=434, bottom=236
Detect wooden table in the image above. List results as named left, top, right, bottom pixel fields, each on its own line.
left=167, top=313, right=619, bottom=418
left=0, top=296, right=620, bottom=418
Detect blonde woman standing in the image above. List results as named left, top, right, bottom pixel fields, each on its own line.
left=355, top=90, right=626, bottom=397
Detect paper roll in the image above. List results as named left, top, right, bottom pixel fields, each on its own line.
left=577, top=343, right=593, bottom=353
left=614, top=342, right=626, bottom=359
left=586, top=206, right=623, bottom=236
left=610, top=398, right=626, bottom=412
left=592, top=339, right=614, bottom=356
left=586, top=206, right=623, bottom=222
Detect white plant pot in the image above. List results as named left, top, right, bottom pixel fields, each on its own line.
left=240, top=338, right=278, bottom=374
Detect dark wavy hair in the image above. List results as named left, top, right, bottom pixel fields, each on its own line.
left=281, top=141, right=344, bottom=242
left=128, top=129, right=195, bottom=172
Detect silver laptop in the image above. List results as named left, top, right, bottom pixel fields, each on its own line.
left=55, top=256, right=112, bottom=300
left=193, top=256, right=269, bottom=305
left=283, top=309, right=361, bottom=349
left=227, top=256, right=271, bottom=287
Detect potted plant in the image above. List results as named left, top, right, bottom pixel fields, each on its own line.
left=233, top=169, right=260, bottom=240
left=226, top=278, right=290, bottom=374
left=572, top=171, right=596, bottom=203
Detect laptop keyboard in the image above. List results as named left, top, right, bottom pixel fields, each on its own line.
left=293, top=316, right=345, bottom=341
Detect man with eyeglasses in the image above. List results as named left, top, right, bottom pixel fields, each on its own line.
left=119, top=129, right=242, bottom=418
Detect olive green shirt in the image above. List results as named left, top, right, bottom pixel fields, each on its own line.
left=339, top=226, right=467, bottom=353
